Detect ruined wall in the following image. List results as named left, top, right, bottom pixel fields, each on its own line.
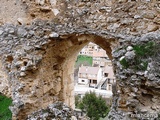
left=0, top=0, right=160, bottom=119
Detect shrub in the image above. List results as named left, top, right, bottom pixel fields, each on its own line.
left=0, top=94, right=12, bottom=120
left=120, top=58, right=129, bottom=69
left=133, top=41, right=155, bottom=57
left=79, top=91, right=110, bottom=120
left=119, top=41, right=159, bottom=71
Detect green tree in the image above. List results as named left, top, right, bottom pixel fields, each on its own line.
left=79, top=91, right=109, bottom=120
left=75, top=95, right=81, bottom=108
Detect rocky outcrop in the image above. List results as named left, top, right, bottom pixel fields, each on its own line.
left=109, top=32, right=160, bottom=120
left=0, top=21, right=115, bottom=119
left=0, top=0, right=159, bottom=119
left=27, top=101, right=76, bottom=120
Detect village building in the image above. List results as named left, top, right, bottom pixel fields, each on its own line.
left=78, top=66, right=103, bottom=87
left=77, top=65, right=115, bottom=91
left=79, top=42, right=95, bottom=56
left=77, top=42, right=115, bottom=91
left=102, top=66, right=115, bottom=91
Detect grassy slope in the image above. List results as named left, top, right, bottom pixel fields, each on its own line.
left=75, top=55, right=93, bottom=68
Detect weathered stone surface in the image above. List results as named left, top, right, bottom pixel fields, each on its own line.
left=0, top=0, right=159, bottom=120
left=125, top=51, right=135, bottom=60
left=27, top=102, right=76, bottom=120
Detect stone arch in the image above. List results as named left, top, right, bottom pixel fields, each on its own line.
left=0, top=21, right=159, bottom=119
left=0, top=16, right=159, bottom=120
left=0, top=0, right=160, bottom=119
left=13, top=32, right=118, bottom=119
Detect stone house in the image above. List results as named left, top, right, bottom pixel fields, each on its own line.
left=79, top=42, right=108, bottom=59
left=78, top=66, right=103, bottom=87
left=92, top=57, right=111, bottom=68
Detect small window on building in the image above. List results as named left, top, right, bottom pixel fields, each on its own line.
left=82, top=80, right=85, bottom=82
left=104, top=73, right=108, bottom=77
left=108, top=79, right=110, bottom=83
left=93, top=80, right=97, bottom=84
left=78, top=94, right=82, bottom=98
left=109, top=85, right=112, bottom=90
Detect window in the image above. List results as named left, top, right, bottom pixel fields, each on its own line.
left=93, top=80, right=97, bottom=84
left=89, top=79, right=91, bottom=83
left=82, top=80, right=85, bottom=82
left=108, top=79, right=110, bottom=83
left=109, top=85, right=112, bottom=90
left=104, top=73, right=108, bottom=77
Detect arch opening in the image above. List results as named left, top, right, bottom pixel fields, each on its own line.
left=2, top=30, right=159, bottom=120
left=74, top=41, right=115, bottom=118
left=14, top=33, right=118, bottom=119
left=59, top=34, right=116, bottom=108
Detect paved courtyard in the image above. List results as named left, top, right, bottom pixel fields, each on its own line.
left=74, top=84, right=112, bottom=98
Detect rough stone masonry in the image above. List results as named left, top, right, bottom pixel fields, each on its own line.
left=0, top=0, right=160, bottom=119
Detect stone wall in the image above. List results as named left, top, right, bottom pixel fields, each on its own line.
left=0, top=0, right=160, bottom=119
left=109, top=32, right=160, bottom=120
left=0, top=21, right=116, bottom=119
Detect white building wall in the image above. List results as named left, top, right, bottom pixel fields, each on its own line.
left=97, top=68, right=103, bottom=84
left=107, top=84, right=112, bottom=91
left=78, top=78, right=89, bottom=85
